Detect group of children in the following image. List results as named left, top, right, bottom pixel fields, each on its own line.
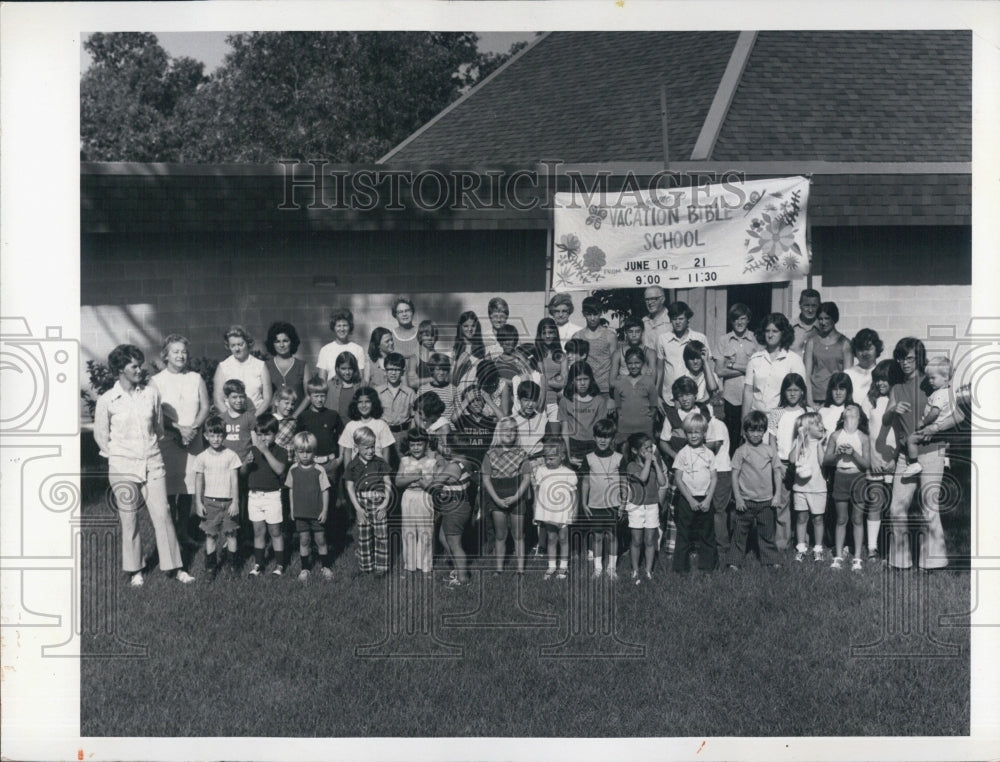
left=178, top=295, right=963, bottom=586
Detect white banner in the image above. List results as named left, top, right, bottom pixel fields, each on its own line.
left=552, top=176, right=811, bottom=289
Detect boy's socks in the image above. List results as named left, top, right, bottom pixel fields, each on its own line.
left=300, top=554, right=313, bottom=571
left=594, top=558, right=603, bottom=572
left=319, top=552, right=330, bottom=569
left=254, top=547, right=266, bottom=568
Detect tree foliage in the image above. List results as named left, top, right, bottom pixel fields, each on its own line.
left=81, top=31, right=530, bottom=163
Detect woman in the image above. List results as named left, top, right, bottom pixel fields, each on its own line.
left=389, top=297, right=420, bottom=372
left=264, top=321, right=312, bottom=416
left=883, top=337, right=949, bottom=571
left=213, top=325, right=271, bottom=416
left=714, top=303, right=759, bottom=452
left=94, top=344, right=195, bottom=586
left=368, top=326, right=395, bottom=388
left=803, top=301, right=853, bottom=408
left=150, top=334, right=210, bottom=549
left=742, top=313, right=806, bottom=422
left=451, top=310, right=486, bottom=392
left=548, top=292, right=583, bottom=350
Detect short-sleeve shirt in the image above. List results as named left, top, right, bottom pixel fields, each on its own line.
left=581, top=451, right=625, bottom=509
left=194, top=446, right=243, bottom=499
left=715, top=331, right=760, bottom=406
left=659, top=403, right=712, bottom=455
left=673, top=444, right=715, bottom=496
left=222, top=409, right=257, bottom=463
left=845, top=365, right=873, bottom=406
left=774, top=407, right=811, bottom=461
left=927, top=387, right=954, bottom=424
left=613, top=374, right=657, bottom=435
left=626, top=460, right=662, bottom=505
left=642, top=311, right=672, bottom=351
left=339, top=418, right=396, bottom=453
left=377, top=383, right=415, bottom=428
left=656, top=330, right=710, bottom=404
left=316, top=341, right=367, bottom=379
left=296, top=407, right=344, bottom=458
left=285, top=463, right=330, bottom=519
left=246, top=443, right=288, bottom=492
left=418, top=382, right=457, bottom=421
left=345, top=455, right=392, bottom=505
left=495, top=410, right=549, bottom=457
left=744, top=349, right=807, bottom=413
left=731, top=441, right=779, bottom=502
left=572, top=326, right=617, bottom=393
left=558, top=394, right=608, bottom=441
left=791, top=321, right=817, bottom=357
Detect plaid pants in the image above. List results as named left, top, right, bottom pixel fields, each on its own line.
left=355, top=503, right=389, bottom=573
left=660, top=484, right=677, bottom=555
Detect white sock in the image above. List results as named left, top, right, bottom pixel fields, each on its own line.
left=609, top=554, right=617, bottom=570
left=867, top=520, right=881, bottom=550
left=558, top=559, right=569, bottom=570
left=548, top=560, right=557, bottom=570
left=594, top=558, right=603, bottom=572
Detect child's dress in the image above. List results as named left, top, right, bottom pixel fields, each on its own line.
left=483, top=446, right=529, bottom=515
left=533, top=464, right=578, bottom=527
left=399, top=453, right=436, bottom=572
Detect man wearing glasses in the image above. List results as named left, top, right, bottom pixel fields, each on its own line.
left=642, top=286, right=672, bottom=352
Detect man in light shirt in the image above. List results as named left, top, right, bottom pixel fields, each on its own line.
left=655, top=301, right=710, bottom=407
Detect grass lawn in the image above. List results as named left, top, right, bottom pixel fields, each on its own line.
left=81, top=497, right=970, bottom=738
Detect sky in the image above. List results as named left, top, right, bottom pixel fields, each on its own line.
left=80, top=31, right=537, bottom=73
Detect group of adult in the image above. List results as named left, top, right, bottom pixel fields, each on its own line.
left=94, top=287, right=957, bottom=583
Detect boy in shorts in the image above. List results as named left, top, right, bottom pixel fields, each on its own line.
left=285, top=431, right=332, bottom=581
left=245, top=413, right=288, bottom=576
left=194, top=415, right=243, bottom=579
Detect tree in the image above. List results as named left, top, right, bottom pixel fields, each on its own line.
left=81, top=33, right=206, bottom=161
left=81, top=31, right=530, bottom=163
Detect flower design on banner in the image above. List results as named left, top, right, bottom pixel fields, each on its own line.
left=749, top=215, right=795, bottom=258
left=555, top=233, right=581, bottom=261
left=744, top=209, right=803, bottom=275
left=585, top=205, right=608, bottom=229
left=583, top=246, right=606, bottom=273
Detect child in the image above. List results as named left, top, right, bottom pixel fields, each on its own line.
left=485, top=296, right=511, bottom=359
left=451, top=386, right=499, bottom=466
left=579, top=418, right=624, bottom=578
left=272, top=387, right=300, bottom=459
left=395, top=428, right=437, bottom=574
left=430, top=431, right=475, bottom=586
left=672, top=414, right=718, bottom=574
left=317, top=309, right=368, bottom=384
left=327, top=351, right=361, bottom=421
left=535, top=318, right=567, bottom=421
left=194, top=415, right=243, bottom=578
left=789, top=412, right=828, bottom=562
left=367, top=327, right=395, bottom=388
left=564, top=337, right=590, bottom=368
left=679, top=340, right=720, bottom=405
left=413, top=391, right=450, bottom=436
left=285, top=431, right=332, bottom=581
left=220, top=378, right=256, bottom=552
left=452, top=310, right=487, bottom=390
left=482, top=417, right=532, bottom=573
left=611, top=317, right=654, bottom=380
left=573, top=296, right=618, bottom=400
left=770, top=373, right=812, bottom=550
left=376, top=352, right=415, bottom=451
left=492, top=324, right=522, bottom=381
left=497, top=379, right=549, bottom=459
left=345, top=426, right=393, bottom=576
left=511, top=344, right=544, bottom=416
left=658, top=377, right=711, bottom=462
left=819, top=372, right=854, bottom=442
left=409, top=319, right=440, bottom=391
left=558, top=361, right=608, bottom=467
left=903, top=356, right=962, bottom=476
left=624, top=432, right=667, bottom=582
left=611, top=346, right=658, bottom=452
left=846, top=328, right=884, bottom=404
left=338, top=386, right=395, bottom=466
left=296, top=375, right=344, bottom=481
left=245, top=413, right=288, bottom=576
left=419, top=353, right=457, bottom=421
left=823, top=403, right=870, bottom=569
left=474, top=358, right=510, bottom=420
left=860, top=359, right=897, bottom=561
left=726, top=411, right=783, bottom=568
left=533, top=437, right=579, bottom=580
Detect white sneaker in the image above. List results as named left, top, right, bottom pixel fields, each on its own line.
left=592, top=568, right=603, bottom=579
left=248, top=564, right=261, bottom=577
left=320, top=566, right=334, bottom=580
left=794, top=543, right=808, bottom=563
left=175, top=570, right=195, bottom=584
left=813, top=546, right=824, bottom=562
left=129, top=571, right=144, bottom=588
left=830, top=556, right=844, bottom=570
left=298, top=569, right=309, bottom=582
left=607, top=568, right=618, bottom=581
left=902, top=462, right=923, bottom=477
left=851, top=558, right=863, bottom=572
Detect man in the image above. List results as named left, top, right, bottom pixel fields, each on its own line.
left=641, top=286, right=671, bottom=352
left=791, top=288, right=821, bottom=356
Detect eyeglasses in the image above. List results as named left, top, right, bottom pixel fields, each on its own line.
left=645, top=297, right=664, bottom=303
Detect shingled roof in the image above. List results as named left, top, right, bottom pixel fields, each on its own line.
left=386, top=30, right=970, bottom=164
